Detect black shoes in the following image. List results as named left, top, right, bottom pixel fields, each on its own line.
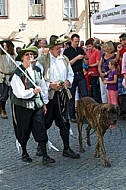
left=42, top=155, right=55, bottom=165
left=22, top=153, right=32, bottom=163
left=63, top=148, right=80, bottom=159
left=22, top=148, right=80, bottom=163
left=22, top=153, right=55, bottom=165
left=70, top=118, right=77, bottom=123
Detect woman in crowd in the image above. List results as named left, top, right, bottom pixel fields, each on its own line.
left=10, top=46, right=55, bottom=165
left=0, top=40, right=17, bottom=118
left=98, top=41, right=116, bottom=103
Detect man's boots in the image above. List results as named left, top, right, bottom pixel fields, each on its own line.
left=1, top=110, right=8, bottom=119
left=36, top=143, right=43, bottom=156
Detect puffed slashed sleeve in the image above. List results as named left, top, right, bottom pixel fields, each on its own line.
left=40, top=76, right=49, bottom=104
left=10, top=74, right=35, bottom=99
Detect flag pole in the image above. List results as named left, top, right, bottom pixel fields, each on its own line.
left=0, top=44, right=37, bottom=88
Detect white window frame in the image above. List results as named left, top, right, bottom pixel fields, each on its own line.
left=0, top=0, right=7, bottom=16
left=63, top=0, right=77, bottom=19
left=29, top=0, right=45, bottom=18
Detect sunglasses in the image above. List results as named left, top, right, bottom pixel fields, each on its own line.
left=24, top=53, right=34, bottom=56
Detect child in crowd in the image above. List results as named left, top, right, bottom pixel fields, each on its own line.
left=103, top=59, right=118, bottom=129
left=82, top=62, right=93, bottom=97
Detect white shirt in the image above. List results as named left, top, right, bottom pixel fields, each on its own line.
left=10, top=66, right=49, bottom=104
left=36, top=52, right=74, bottom=88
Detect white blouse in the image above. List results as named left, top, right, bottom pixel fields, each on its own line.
left=10, top=66, right=49, bottom=104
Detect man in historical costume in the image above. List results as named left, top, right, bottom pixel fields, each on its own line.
left=36, top=35, right=80, bottom=159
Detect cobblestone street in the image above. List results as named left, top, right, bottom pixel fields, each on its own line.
left=0, top=100, right=126, bottom=190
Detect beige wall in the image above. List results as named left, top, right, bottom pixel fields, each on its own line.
left=0, top=0, right=87, bottom=47
left=1, top=0, right=126, bottom=48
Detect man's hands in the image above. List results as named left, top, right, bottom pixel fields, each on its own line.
left=76, top=54, right=85, bottom=60
left=49, top=80, right=70, bottom=90
left=117, top=44, right=122, bottom=51
left=49, top=82, right=62, bottom=91
left=43, top=104, right=47, bottom=114
left=64, top=80, right=70, bottom=88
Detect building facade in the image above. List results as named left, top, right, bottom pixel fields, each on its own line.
left=0, top=0, right=126, bottom=47
left=91, top=0, right=126, bottom=41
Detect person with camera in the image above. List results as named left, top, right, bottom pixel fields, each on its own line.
left=63, top=34, right=88, bottom=123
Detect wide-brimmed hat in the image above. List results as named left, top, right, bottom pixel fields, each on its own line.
left=45, top=35, right=67, bottom=48
left=18, top=46, right=38, bottom=58
left=0, top=39, right=14, bottom=47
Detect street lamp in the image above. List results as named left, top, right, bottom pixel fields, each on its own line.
left=88, top=1, right=100, bottom=37
left=19, top=23, right=27, bottom=31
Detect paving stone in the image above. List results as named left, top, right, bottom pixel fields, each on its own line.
left=0, top=100, right=126, bottom=190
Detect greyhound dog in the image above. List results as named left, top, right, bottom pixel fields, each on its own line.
left=77, top=97, right=119, bottom=167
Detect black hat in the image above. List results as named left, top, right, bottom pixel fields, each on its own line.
left=45, top=35, right=67, bottom=48
left=0, top=39, right=14, bottom=47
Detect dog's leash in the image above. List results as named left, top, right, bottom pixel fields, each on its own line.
left=57, top=91, right=96, bottom=140
left=70, top=127, right=96, bottom=140
left=108, top=124, right=123, bottom=146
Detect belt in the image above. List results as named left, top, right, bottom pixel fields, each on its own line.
left=74, top=71, right=82, bottom=75
left=0, top=71, right=11, bottom=75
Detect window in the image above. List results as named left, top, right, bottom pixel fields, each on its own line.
left=29, top=0, right=45, bottom=18
left=63, top=0, right=77, bottom=19
left=0, top=0, right=7, bottom=16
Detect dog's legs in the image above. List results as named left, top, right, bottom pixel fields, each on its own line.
left=94, top=129, right=107, bottom=158
left=95, top=127, right=111, bottom=167
left=94, top=125, right=100, bottom=158
left=94, top=140, right=100, bottom=158
left=86, top=125, right=91, bottom=146
left=77, top=117, right=85, bottom=152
